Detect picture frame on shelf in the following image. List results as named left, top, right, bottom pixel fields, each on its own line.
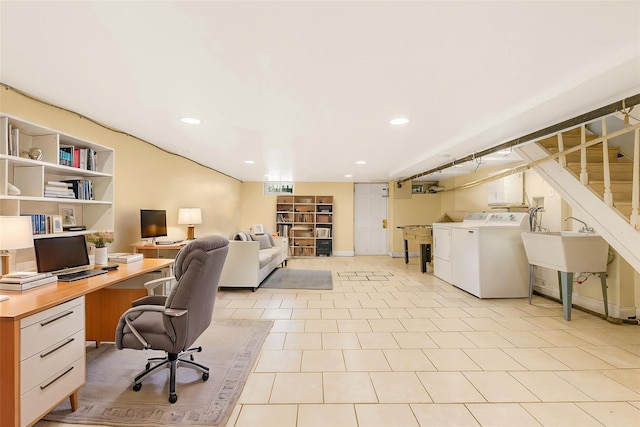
left=59, top=205, right=76, bottom=227
left=52, top=215, right=63, bottom=233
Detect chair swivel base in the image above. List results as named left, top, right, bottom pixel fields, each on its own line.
left=132, top=346, right=209, bottom=403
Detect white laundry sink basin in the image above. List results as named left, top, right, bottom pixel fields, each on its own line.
left=521, top=231, right=609, bottom=272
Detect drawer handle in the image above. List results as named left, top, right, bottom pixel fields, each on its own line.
left=40, top=338, right=75, bottom=358
left=40, top=366, right=74, bottom=390
left=40, top=310, right=73, bottom=327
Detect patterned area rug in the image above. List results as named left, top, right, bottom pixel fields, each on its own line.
left=260, top=268, right=333, bottom=290
left=43, top=319, right=273, bottom=426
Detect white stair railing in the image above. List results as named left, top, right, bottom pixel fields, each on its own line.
left=601, top=119, right=614, bottom=206
left=580, top=125, right=588, bottom=184
left=631, top=128, right=639, bottom=229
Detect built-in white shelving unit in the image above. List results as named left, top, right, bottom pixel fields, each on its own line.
left=0, top=114, right=114, bottom=238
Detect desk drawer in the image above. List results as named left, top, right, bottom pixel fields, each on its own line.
left=21, top=356, right=85, bottom=427
left=21, top=329, right=85, bottom=393
left=21, top=297, right=85, bottom=360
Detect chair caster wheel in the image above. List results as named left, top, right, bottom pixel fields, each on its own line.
left=169, top=394, right=178, bottom=404
left=202, top=372, right=209, bottom=381
left=133, top=383, right=142, bottom=392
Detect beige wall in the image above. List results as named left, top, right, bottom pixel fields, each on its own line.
left=239, top=181, right=354, bottom=254
left=388, top=182, right=442, bottom=255
left=1, top=89, right=242, bottom=253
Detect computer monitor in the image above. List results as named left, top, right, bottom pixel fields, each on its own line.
left=34, top=235, right=91, bottom=274
left=140, top=209, right=168, bottom=243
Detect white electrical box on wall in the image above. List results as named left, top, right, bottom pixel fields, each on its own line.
left=488, top=172, right=524, bottom=206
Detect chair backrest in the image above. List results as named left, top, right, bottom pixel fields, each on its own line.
left=164, top=235, right=229, bottom=351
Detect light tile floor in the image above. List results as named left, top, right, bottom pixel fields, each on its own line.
left=38, top=255, right=640, bottom=426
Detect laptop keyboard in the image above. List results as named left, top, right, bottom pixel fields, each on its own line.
left=57, top=269, right=108, bottom=282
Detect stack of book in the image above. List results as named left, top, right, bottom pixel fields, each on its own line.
left=108, top=253, right=143, bottom=263
left=44, top=181, right=75, bottom=198
left=0, top=272, right=58, bottom=291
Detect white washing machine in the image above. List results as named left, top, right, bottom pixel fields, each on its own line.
left=437, top=212, right=530, bottom=298
left=433, top=213, right=491, bottom=284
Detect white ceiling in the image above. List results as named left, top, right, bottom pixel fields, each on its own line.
left=1, top=1, right=639, bottom=183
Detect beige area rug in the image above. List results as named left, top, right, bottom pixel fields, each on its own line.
left=43, top=319, right=273, bottom=426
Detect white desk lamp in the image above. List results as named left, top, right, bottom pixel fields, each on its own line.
left=0, top=216, right=34, bottom=275
left=178, top=208, right=202, bottom=240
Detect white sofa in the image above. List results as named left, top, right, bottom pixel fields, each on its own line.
left=219, top=233, right=288, bottom=290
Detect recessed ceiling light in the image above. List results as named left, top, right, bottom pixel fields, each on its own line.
left=355, top=161, right=366, bottom=165
left=390, top=117, right=409, bottom=125
left=181, top=117, right=201, bottom=124
left=244, top=160, right=255, bottom=164
left=344, top=174, right=353, bottom=178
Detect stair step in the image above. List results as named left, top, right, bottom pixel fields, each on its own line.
left=567, top=163, right=634, bottom=181
left=614, top=202, right=632, bottom=217
left=586, top=179, right=633, bottom=203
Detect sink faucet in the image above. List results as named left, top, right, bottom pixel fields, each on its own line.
left=528, top=206, right=545, bottom=232
left=564, top=216, right=594, bottom=233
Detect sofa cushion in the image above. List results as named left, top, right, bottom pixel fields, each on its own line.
left=252, top=233, right=273, bottom=249
left=258, top=248, right=278, bottom=268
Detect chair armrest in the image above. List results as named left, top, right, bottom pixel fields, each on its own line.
left=164, top=308, right=188, bottom=317
left=144, top=276, right=176, bottom=296
left=122, top=305, right=185, bottom=349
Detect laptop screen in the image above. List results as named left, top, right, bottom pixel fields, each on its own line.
left=34, top=235, right=91, bottom=274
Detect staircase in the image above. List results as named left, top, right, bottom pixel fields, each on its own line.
left=515, top=117, right=640, bottom=274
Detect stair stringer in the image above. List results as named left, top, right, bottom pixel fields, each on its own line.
left=516, top=142, right=640, bottom=274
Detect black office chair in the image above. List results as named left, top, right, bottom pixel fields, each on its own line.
left=115, top=235, right=229, bottom=403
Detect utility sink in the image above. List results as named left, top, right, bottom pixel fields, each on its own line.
left=521, top=231, right=608, bottom=273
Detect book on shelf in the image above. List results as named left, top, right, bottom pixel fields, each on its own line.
left=0, top=275, right=58, bottom=291
left=0, top=272, right=54, bottom=283
left=59, top=145, right=74, bottom=167
left=61, top=179, right=94, bottom=200
left=58, top=145, right=97, bottom=171
left=108, top=253, right=143, bottom=263
left=8, top=125, right=19, bottom=156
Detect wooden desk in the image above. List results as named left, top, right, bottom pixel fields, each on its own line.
left=398, top=225, right=433, bottom=273
left=135, top=244, right=185, bottom=259
left=0, top=258, right=174, bottom=427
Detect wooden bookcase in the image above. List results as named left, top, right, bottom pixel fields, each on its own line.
left=0, top=114, right=114, bottom=240
left=276, top=195, right=333, bottom=257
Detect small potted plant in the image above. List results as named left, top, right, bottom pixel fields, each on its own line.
left=86, top=231, right=114, bottom=265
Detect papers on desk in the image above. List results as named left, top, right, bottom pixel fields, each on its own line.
left=108, top=253, right=144, bottom=263
left=0, top=295, right=9, bottom=301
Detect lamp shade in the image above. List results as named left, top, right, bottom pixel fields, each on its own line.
left=178, top=208, right=202, bottom=225
left=0, top=216, right=34, bottom=250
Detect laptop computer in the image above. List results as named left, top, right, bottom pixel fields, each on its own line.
left=34, top=235, right=108, bottom=282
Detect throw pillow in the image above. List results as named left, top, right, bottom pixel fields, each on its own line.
left=252, top=233, right=272, bottom=249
